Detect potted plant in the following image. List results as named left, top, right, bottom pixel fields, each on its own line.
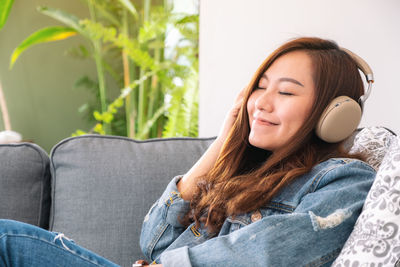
left=9, top=0, right=199, bottom=140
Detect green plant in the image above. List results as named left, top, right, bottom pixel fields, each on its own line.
left=10, top=0, right=199, bottom=139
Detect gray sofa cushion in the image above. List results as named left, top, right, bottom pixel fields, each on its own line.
left=49, top=135, right=214, bottom=267
left=0, top=143, right=51, bottom=229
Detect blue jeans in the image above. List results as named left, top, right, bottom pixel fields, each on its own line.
left=0, top=219, right=120, bottom=267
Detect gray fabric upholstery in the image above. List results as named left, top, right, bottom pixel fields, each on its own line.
left=0, top=143, right=51, bottom=229
left=1, top=127, right=395, bottom=266
left=49, top=135, right=214, bottom=267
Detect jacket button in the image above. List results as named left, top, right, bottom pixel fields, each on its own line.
left=251, top=210, right=262, bottom=222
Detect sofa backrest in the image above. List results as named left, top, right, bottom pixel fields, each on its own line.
left=0, top=143, right=51, bottom=229
left=49, top=135, right=214, bottom=267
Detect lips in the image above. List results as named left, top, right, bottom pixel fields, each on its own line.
left=253, top=116, right=279, bottom=126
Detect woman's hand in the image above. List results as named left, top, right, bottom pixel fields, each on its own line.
left=217, top=87, right=247, bottom=143
left=177, top=87, right=247, bottom=200
left=133, top=259, right=162, bottom=266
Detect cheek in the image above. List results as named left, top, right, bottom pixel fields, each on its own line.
left=280, top=101, right=313, bottom=126
left=247, top=95, right=256, bottom=123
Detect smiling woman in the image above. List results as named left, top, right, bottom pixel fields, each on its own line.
left=142, top=37, right=376, bottom=266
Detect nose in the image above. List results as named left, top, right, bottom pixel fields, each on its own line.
left=254, top=90, right=273, bottom=112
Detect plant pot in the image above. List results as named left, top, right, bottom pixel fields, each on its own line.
left=0, top=130, right=22, bottom=144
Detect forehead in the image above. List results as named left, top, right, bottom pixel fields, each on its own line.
left=260, top=51, right=314, bottom=84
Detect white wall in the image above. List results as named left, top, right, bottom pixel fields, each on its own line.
left=199, top=0, right=400, bottom=137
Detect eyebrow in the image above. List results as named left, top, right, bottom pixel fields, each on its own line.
left=261, top=74, right=304, bottom=87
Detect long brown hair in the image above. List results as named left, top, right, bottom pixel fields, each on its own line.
left=183, top=37, right=365, bottom=235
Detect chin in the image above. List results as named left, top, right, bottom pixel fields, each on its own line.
left=248, top=135, right=274, bottom=151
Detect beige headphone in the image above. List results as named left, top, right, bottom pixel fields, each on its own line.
left=315, top=48, right=374, bottom=143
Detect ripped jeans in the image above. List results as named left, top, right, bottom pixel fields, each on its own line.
left=0, top=219, right=120, bottom=267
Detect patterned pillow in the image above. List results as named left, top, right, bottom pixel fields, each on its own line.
left=333, top=128, right=400, bottom=266
left=349, top=127, right=394, bottom=170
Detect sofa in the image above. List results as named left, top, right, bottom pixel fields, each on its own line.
left=0, top=127, right=399, bottom=267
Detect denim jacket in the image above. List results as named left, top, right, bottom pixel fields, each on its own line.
left=140, top=158, right=376, bottom=267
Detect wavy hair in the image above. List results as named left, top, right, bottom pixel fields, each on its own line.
left=182, top=37, right=366, bottom=235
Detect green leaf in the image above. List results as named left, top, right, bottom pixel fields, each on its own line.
left=71, top=129, right=88, bottom=136
left=183, top=69, right=199, bottom=136
left=162, top=87, right=185, bottom=137
left=78, top=103, right=89, bottom=113
left=10, top=26, right=77, bottom=69
left=0, top=0, right=14, bottom=30
left=117, top=0, right=138, bottom=20
left=66, top=44, right=91, bottom=60
left=93, top=111, right=103, bottom=121
left=103, top=113, right=114, bottom=123
left=94, top=123, right=105, bottom=135
left=80, top=20, right=156, bottom=70
left=114, top=98, right=124, bottom=108
left=37, top=6, right=86, bottom=36
left=176, top=14, right=199, bottom=24
left=74, top=75, right=99, bottom=93
left=109, top=106, right=117, bottom=113
left=138, top=104, right=167, bottom=139
left=86, top=0, right=121, bottom=27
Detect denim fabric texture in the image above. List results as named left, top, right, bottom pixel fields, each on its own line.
left=140, top=158, right=376, bottom=267
left=0, top=219, right=119, bottom=267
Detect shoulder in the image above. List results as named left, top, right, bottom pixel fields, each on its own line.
left=315, top=157, right=375, bottom=172
left=306, top=158, right=376, bottom=192
left=270, top=158, right=376, bottom=205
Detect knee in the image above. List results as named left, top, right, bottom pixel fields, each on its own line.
left=0, top=219, right=32, bottom=235
left=0, top=219, right=18, bottom=228
left=0, top=219, right=15, bottom=231
left=0, top=219, right=55, bottom=245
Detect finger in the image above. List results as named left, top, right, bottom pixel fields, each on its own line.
left=239, top=86, right=248, bottom=97
left=235, top=86, right=248, bottom=102
left=231, top=99, right=244, bottom=117
left=233, top=98, right=244, bottom=110
left=134, top=260, right=149, bottom=265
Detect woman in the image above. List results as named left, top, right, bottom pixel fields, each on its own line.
left=139, top=37, right=376, bottom=266
left=0, top=37, right=375, bottom=267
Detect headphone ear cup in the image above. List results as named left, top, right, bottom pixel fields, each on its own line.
left=316, top=96, right=362, bottom=143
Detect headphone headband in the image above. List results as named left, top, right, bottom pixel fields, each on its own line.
left=340, top=47, right=374, bottom=109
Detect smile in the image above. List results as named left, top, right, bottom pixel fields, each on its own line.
left=253, top=117, right=279, bottom=126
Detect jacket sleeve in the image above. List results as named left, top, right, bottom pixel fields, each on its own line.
left=140, top=175, right=191, bottom=262
left=157, top=160, right=376, bottom=267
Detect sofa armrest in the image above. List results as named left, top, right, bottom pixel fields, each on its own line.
left=0, top=142, right=51, bottom=229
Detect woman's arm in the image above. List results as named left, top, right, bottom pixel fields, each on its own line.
left=177, top=88, right=246, bottom=200
left=140, top=88, right=246, bottom=261
left=176, top=138, right=224, bottom=200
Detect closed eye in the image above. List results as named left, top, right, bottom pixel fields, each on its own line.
left=279, top=91, right=294, bottom=96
